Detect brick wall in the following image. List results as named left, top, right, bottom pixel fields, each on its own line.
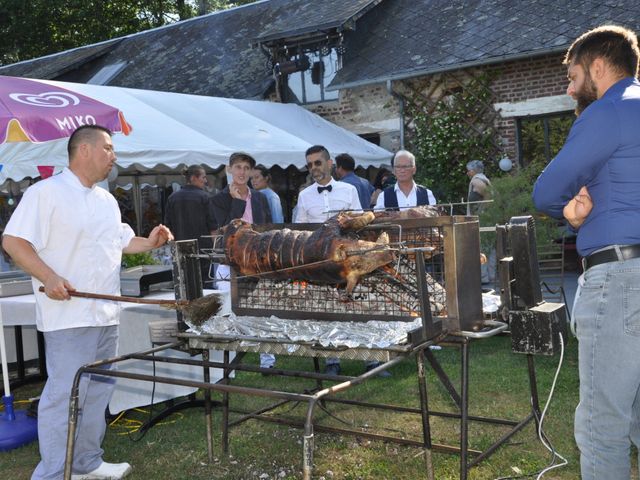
left=489, top=53, right=567, bottom=103
left=488, top=53, right=569, bottom=160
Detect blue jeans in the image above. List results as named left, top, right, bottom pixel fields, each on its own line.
left=573, top=257, right=640, bottom=480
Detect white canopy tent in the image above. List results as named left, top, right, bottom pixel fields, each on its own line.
left=0, top=80, right=392, bottom=185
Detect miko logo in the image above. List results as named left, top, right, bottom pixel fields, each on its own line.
left=9, top=91, right=80, bottom=108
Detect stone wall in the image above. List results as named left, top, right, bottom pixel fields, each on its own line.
left=306, top=84, right=402, bottom=154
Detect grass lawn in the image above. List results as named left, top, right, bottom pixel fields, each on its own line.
left=0, top=334, right=607, bottom=479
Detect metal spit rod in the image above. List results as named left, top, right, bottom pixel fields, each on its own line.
left=188, top=244, right=435, bottom=281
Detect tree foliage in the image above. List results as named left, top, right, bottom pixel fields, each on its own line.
left=478, top=160, right=558, bottom=252
left=0, top=0, right=256, bottom=66
left=196, top=0, right=255, bottom=14
left=519, top=114, right=574, bottom=167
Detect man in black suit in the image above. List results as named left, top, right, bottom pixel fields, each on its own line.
left=164, top=165, right=217, bottom=287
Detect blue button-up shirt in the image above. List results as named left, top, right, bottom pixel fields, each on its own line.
left=340, top=171, right=374, bottom=209
left=533, top=77, right=640, bottom=256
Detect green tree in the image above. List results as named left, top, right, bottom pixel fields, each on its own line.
left=0, top=0, right=257, bottom=66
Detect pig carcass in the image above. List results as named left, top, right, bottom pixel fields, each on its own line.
left=221, top=211, right=394, bottom=294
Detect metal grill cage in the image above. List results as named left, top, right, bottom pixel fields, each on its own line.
left=229, top=216, right=483, bottom=332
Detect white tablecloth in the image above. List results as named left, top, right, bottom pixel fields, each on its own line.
left=0, top=289, right=231, bottom=414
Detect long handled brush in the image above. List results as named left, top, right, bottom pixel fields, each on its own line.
left=37, top=287, right=222, bottom=326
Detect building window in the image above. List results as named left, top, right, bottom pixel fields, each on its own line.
left=88, top=61, right=128, bottom=85
left=358, top=133, right=381, bottom=146
left=517, top=112, right=575, bottom=167
left=286, top=48, right=340, bottom=104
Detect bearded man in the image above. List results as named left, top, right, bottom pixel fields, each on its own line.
left=533, top=25, right=640, bottom=480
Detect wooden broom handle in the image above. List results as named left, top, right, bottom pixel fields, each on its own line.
left=37, top=286, right=186, bottom=306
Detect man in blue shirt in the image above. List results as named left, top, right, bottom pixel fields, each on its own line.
left=533, top=25, right=640, bottom=480
left=335, top=153, right=374, bottom=209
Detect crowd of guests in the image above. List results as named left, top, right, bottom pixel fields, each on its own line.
left=164, top=145, right=493, bottom=293
left=164, top=145, right=462, bottom=242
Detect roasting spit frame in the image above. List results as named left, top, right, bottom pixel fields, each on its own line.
left=61, top=218, right=544, bottom=480
left=61, top=327, right=542, bottom=480
left=228, top=215, right=484, bottom=334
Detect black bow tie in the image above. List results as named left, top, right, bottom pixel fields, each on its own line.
left=317, top=185, right=332, bottom=193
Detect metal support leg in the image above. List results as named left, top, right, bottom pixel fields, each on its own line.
left=303, top=400, right=318, bottom=480
left=425, top=348, right=461, bottom=408
left=460, top=339, right=470, bottom=480
left=527, top=354, right=542, bottom=431
left=202, top=349, right=214, bottom=462
left=14, top=326, right=25, bottom=380
left=313, top=357, right=322, bottom=391
left=417, top=349, right=435, bottom=480
left=313, top=357, right=326, bottom=409
left=222, top=350, right=230, bottom=454
left=63, top=369, right=83, bottom=480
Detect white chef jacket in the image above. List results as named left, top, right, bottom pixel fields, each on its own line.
left=4, top=168, right=135, bottom=331
left=294, top=178, right=362, bottom=223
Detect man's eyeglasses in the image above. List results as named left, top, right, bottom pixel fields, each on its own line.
left=306, top=159, right=323, bottom=169
left=394, top=164, right=414, bottom=170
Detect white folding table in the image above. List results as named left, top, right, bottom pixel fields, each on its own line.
left=0, top=289, right=231, bottom=413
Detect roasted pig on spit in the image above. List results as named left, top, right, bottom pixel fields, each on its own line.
left=219, top=207, right=443, bottom=295
left=221, top=211, right=394, bottom=294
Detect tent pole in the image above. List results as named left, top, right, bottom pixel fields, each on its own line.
left=133, top=176, right=142, bottom=235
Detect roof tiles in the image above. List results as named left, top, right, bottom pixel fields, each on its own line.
left=1, top=0, right=639, bottom=97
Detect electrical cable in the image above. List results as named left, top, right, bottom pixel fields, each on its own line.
left=0, top=398, right=31, bottom=409
left=116, top=350, right=159, bottom=441
left=534, top=333, right=568, bottom=479
left=493, top=332, right=568, bottom=480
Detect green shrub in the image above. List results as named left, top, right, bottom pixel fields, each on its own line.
left=479, top=161, right=558, bottom=252
left=122, top=252, right=159, bottom=268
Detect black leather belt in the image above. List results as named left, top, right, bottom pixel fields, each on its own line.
left=583, top=244, right=640, bottom=271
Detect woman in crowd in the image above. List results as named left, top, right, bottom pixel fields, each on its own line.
left=251, top=165, right=284, bottom=223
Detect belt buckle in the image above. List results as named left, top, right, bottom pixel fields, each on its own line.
left=581, top=256, right=588, bottom=272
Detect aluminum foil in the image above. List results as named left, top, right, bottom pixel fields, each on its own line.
left=185, top=292, right=503, bottom=350
left=187, top=314, right=424, bottom=349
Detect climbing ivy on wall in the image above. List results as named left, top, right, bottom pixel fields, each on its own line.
left=399, top=71, right=502, bottom=205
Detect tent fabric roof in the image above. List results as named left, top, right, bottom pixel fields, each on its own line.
left=0, top=80, right=391, bottom=184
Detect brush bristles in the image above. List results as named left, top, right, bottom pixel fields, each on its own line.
left=180, top=293, right=223, bottom=326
